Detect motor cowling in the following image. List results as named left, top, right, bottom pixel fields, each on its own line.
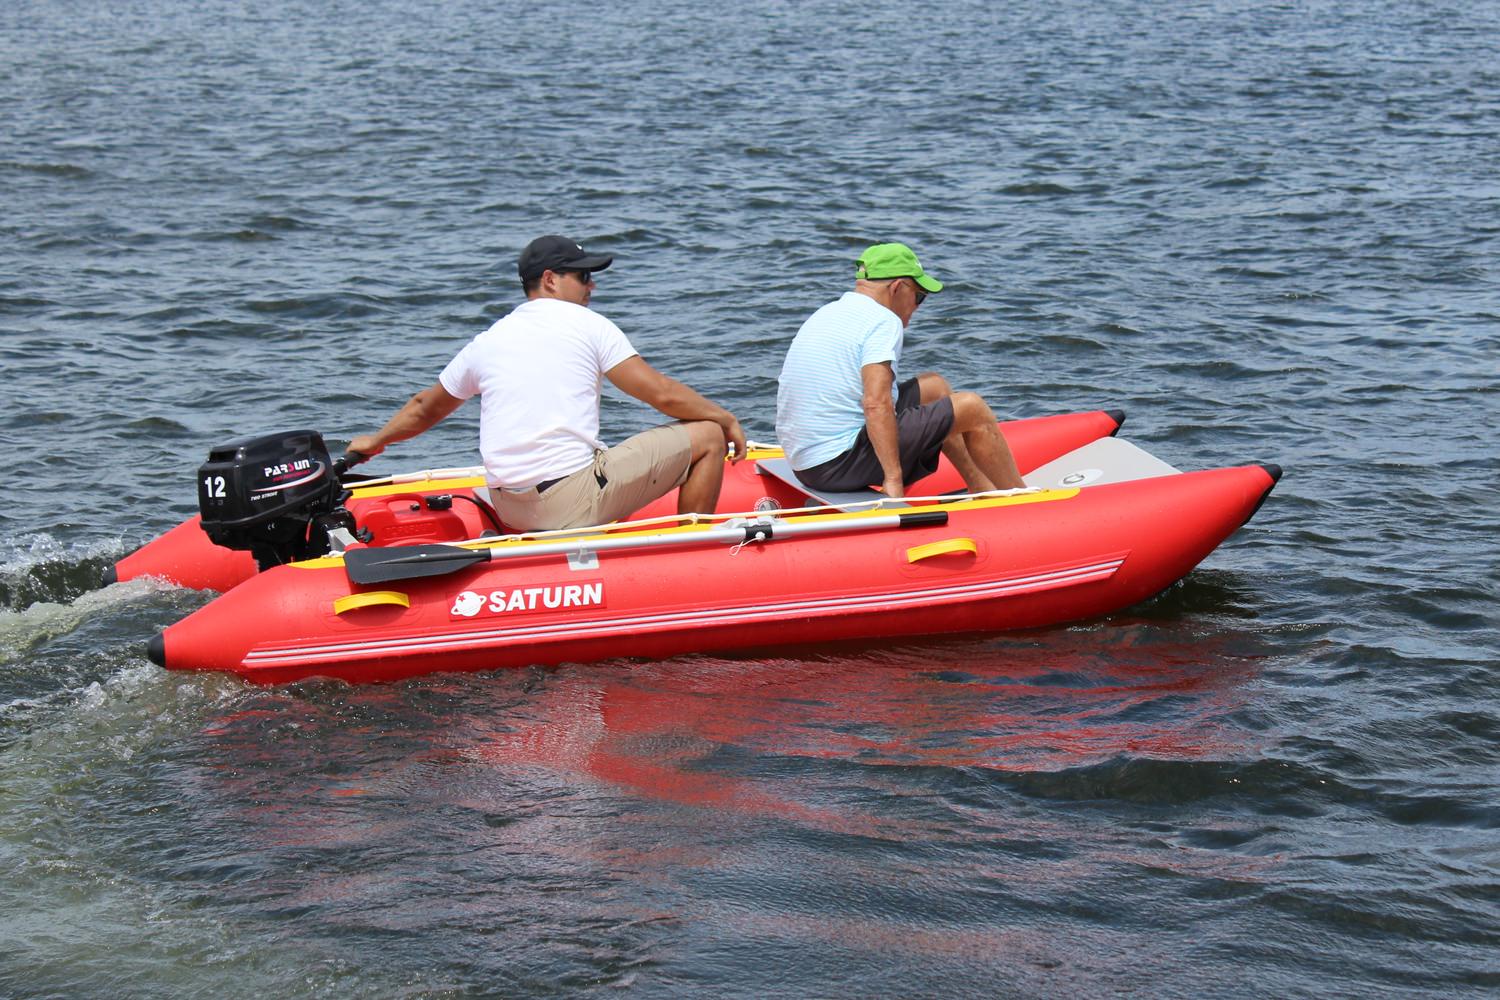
left=197, top=430, right=347, bottom=569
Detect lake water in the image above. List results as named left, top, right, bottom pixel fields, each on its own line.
left=2, top=1, right=1497, bottom=996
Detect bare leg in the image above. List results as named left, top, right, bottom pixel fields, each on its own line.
left=914, top=371, right=952, bottom=404
left=948, top=392, right=1025, bottom=491
left=941, top=436, right=993, bottom=492
left=912, top=373, right=1024, bottom=492
left=914, top=372, right=989, bottom=487
left=677, top=420, right=728, bottom=514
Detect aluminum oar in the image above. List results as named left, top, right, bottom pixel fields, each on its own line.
left=343, top=510, right=949, bottom=585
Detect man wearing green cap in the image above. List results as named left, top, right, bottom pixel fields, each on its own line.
left=775, top=242, right=1024, bottom=499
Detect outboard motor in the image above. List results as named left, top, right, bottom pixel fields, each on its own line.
left=197, top=430, right=356, bottom=570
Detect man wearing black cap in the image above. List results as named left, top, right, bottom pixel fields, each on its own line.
left=350, top=235, right=745, bottom=530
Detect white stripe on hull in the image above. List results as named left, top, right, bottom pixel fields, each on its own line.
left=242, top=556, right=1127, bottom=668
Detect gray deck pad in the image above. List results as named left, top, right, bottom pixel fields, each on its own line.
left=755, top=457, right=911, bottom=510
left=1022, top=436, right=1181, bottom=490
left=758, top=436, right=1177, bottom=510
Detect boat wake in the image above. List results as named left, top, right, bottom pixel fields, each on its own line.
left=0, top=574, right=179, bottom=664
left=0, top=532, right=133, bottom=611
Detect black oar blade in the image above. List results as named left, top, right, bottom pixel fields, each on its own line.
left=343, top=544, right=491, bottom=585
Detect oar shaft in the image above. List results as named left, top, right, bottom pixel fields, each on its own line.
left=345, top=510, right=951, bottom=584
left=475, top=510, right=947, bottom=563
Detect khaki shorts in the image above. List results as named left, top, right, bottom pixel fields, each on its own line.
left=490, top=423, right=693, bottom=531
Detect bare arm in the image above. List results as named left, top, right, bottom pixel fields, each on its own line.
left=349, top=382, right=465, bottom=458
left=606, top=355, right=746, bottom=462
left=861, top=362, right=904, bottom=498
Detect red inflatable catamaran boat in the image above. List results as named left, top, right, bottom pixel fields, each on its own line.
left=123, top=410, right=1280, bottom=685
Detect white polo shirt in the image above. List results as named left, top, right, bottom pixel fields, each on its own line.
left=439, top=298, right=638, bottom=488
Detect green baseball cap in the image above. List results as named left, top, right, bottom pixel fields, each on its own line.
left=855, top=242, right=944, bottom=293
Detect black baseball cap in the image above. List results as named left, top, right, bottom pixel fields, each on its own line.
left=517, top=235, right=614, bottom=281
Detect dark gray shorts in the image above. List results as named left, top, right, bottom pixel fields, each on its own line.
left=795, top=378, right=955, bottom=493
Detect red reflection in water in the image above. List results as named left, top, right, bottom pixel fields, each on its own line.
left=187, top=622, right=1277, bottom=916
left=457, top=623, right=1263, bottom=816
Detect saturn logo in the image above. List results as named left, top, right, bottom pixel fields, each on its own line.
left=451, top=591, right=485, bottom=617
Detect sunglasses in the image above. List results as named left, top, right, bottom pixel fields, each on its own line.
left=557, top=269, right=593, bottom=284
left=910, top=279, right=927, bottom=306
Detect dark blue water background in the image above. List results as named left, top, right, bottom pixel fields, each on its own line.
left=2, top=1, right=1497, bottom=996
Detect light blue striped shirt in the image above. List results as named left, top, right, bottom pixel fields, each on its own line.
left=776, top=291, right=903, bottom=470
